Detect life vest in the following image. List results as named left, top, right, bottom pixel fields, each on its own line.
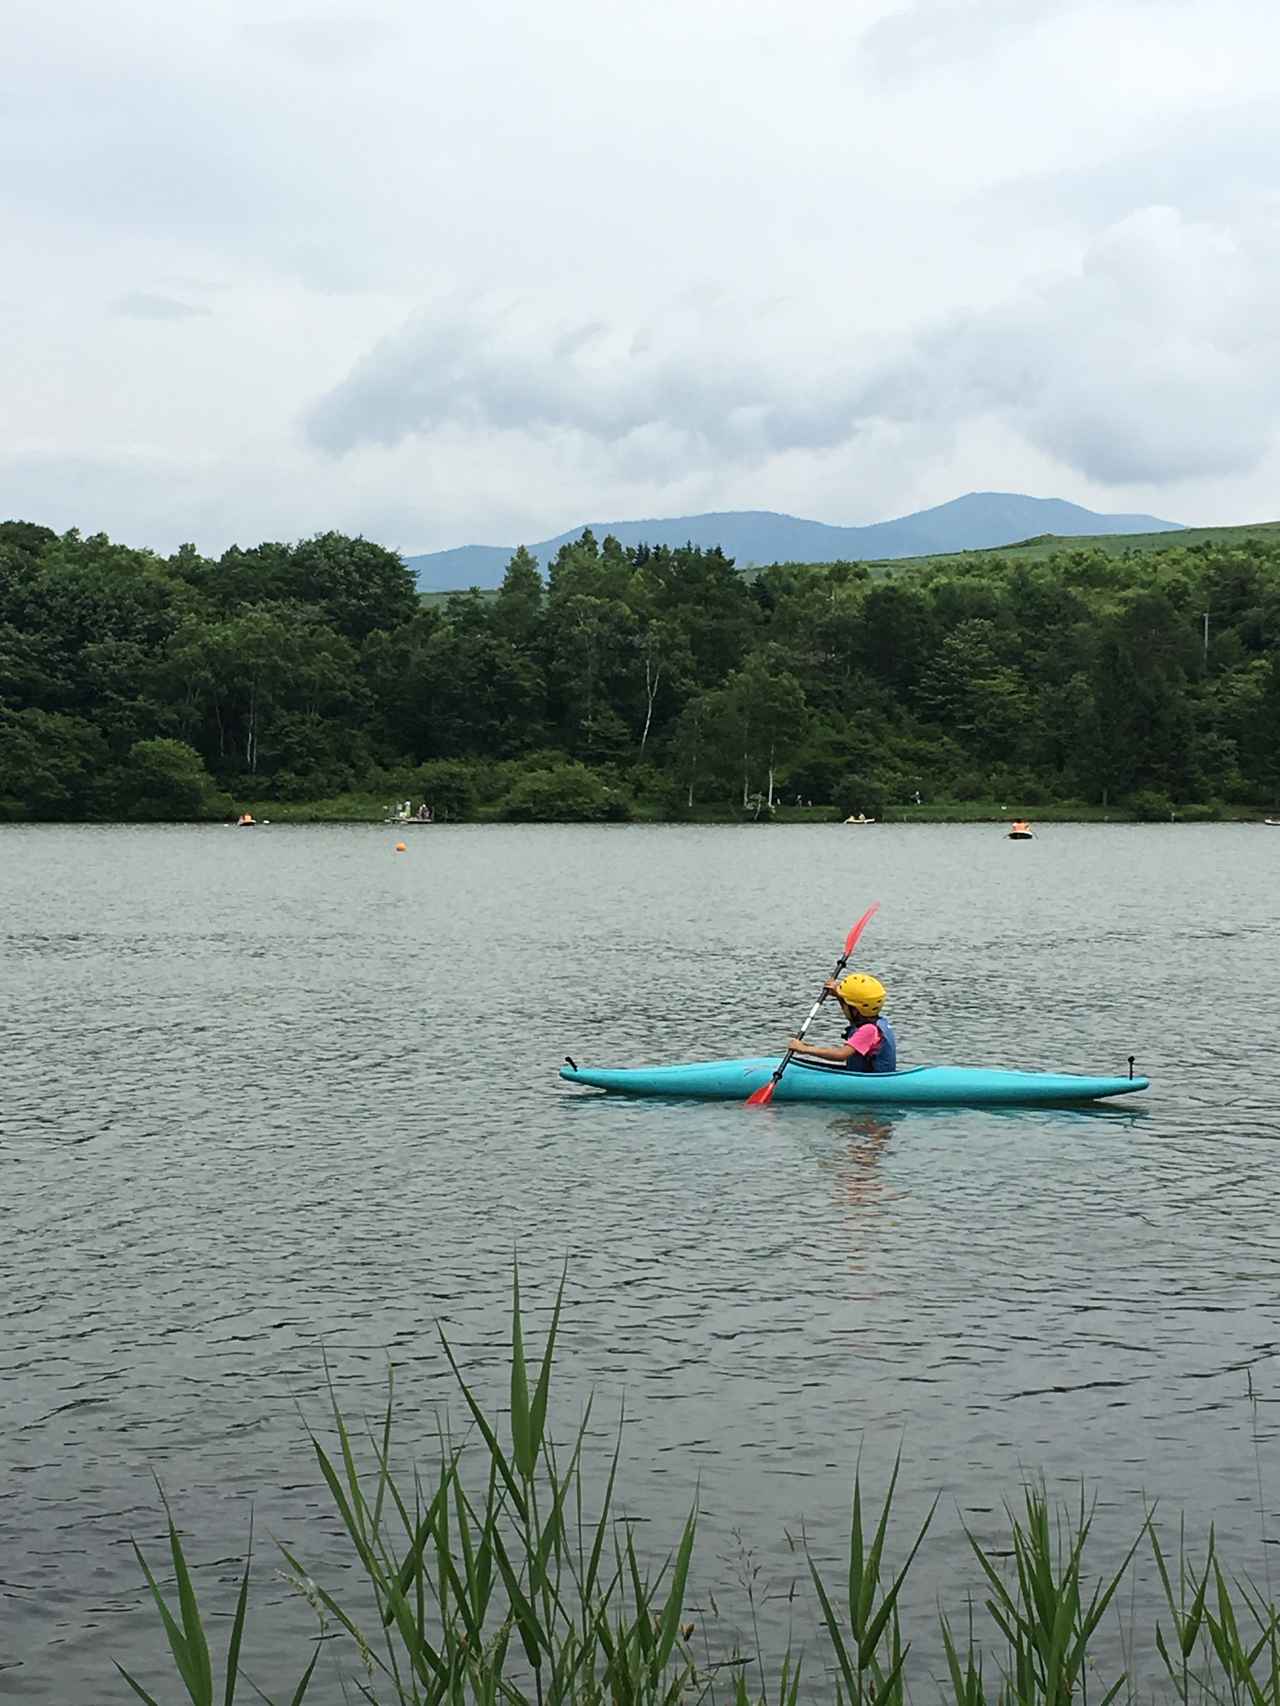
left=844, top=1015, right=897, bottom=1073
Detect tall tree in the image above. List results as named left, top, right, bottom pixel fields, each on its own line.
left=492, top=547, right=544, bottom=649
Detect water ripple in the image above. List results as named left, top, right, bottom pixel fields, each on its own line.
left=3, top=822, right=1280, bottom=1700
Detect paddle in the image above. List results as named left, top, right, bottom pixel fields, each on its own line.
left=746, top=901, right=881, bottom=1106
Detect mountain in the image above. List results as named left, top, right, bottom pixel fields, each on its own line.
left=403, top=492, right=1182, bottom=591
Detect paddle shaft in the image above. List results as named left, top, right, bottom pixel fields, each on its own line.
left=747, top=901, right=880, bottom=1105
left=768, top=951, right=852, bottom=1083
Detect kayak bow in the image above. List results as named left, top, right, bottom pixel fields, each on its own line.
left=560, top=1056, right=1149, bottom=1105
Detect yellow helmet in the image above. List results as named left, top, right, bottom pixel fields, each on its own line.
left=836, top=972, right=885, bottom=1018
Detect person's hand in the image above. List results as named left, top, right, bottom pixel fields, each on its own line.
left=788, top=1037, right=806, bottom=1051
left=823, top=978, right=840, bottom=994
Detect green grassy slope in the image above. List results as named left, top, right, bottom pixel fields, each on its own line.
left=866, top=518, right=1280, bottom=575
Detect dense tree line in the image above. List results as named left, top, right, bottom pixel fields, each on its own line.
left=2, top=516, right=1279, bottom=820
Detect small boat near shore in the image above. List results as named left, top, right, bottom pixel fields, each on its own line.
left=560, top=1056, right=1149, bottom=1106
left=385, top=798, right=435, bottom=825
left=1007, top=819, right=1034, bottom=839
left=843, top=813, right=877, bottom=825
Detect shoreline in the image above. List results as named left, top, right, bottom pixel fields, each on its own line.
left=2, top=802, right=1273, bottom=827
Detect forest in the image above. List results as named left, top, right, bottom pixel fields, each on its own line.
left=2, top=515, right=1279, bottom=821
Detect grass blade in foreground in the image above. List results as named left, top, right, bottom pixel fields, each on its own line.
left=117, top=1504, right=318, bottom=1706
left=117, top=1264, right=1280, bottom=1706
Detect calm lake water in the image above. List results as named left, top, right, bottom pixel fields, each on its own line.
left=3, top=822, right=1280, bottom=1701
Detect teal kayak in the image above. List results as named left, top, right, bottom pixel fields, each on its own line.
left=559, top=1056, right=1149, bottom=1105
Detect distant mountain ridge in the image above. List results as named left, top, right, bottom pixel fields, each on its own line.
left=404, top=491, right=1182, bottom=590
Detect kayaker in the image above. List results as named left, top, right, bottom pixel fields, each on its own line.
left=788, top=973, right=897, bottom=1073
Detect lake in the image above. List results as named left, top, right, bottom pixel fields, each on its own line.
left=3, top=822, right=1279, bottom=1701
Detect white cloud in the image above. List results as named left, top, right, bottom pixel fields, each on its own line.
left=3, top=0, right=1280, bottom=552
left=113, top=292, right=211, bottom=321
left=911, top=203, right=1280, bottom=485
left=857, top=0, right=1068, bottom=80
left=306, top=200, right=1280, bottom=497
left=304, top=290, right=899, bottom=467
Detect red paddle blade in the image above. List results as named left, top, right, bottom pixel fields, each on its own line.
left=843, top=901, right=880, bottom=959
left=746, top=1079, right=776, bottom=1106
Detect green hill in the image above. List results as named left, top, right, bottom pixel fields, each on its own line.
left=865, top=518, right=1280, bottom=576
left=420, top=519, right=1280, bottom=601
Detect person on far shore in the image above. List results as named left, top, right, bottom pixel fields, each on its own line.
left=787, top=973, right=897, bottom=1073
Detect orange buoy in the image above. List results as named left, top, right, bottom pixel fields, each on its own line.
left=395, top=841, right=407, bottom=852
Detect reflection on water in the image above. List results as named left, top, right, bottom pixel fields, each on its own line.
left=816, top=1102, right=1153, bottom=1219
left=2, top=822, right=1279, bottom=1703
left=818, top=1112, right=898, bottom=1214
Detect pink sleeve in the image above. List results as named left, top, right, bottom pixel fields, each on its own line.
left=848, top=1023, right=881, bottom=1057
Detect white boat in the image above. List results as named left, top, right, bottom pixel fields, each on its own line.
left=843, top=814, right=877, bottom=825
left=384, top=800, right=435, bottom=825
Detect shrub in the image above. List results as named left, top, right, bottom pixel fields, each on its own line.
left=0, top=707, right=107, bottom=818
left=1128, top=788, right=1175, bottom=821
left=499, top=762, right=631, bottom=822
left=988, top=767, right=1048, bottom=806
left=834, top=772, right=888, bottom=817
left=409, top=759, right=479, bottom=819
left=784, top=751, right=848, bottom=804
left=269, top=769, right=323, bottom=802
left=622, top=761, right=666, bottom=808
left=103, top=738, right=229, bottom=820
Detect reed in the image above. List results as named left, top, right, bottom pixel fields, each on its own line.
left=117, top=1268, right=1277, bottom=1705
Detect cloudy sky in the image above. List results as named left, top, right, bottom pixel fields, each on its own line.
left=4, top=0, right=1278, bottom=555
